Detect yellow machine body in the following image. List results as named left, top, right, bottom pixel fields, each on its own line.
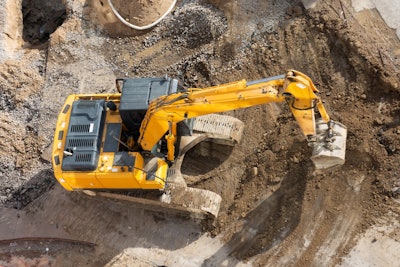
left=52, top=94, right=168, bottom=191
left=52, top=70, right=346, bottom=192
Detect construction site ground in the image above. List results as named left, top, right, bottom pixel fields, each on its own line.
left=1, top=0, right=400, bottom=266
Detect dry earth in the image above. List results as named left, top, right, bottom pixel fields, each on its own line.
left=0, top=0, right=400, bottom=266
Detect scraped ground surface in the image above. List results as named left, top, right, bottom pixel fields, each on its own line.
left=1, top=0, right=400, bottom=266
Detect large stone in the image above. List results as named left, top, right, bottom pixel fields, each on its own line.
left=302, top=0, right=318, bottom=9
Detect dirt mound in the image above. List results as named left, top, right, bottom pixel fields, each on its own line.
left=88, top=0, right=175, bottom=36
left=0, top=59, right=49, bottom=204
left=109, top=0, right=175, bottom=26
left=168, top=2, right=227, bottom=48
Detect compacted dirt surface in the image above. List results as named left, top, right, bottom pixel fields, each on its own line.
left=1, top=0, right=400, bottom=266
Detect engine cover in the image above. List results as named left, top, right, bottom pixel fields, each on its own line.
left=61, top=99, right=106, bottom=171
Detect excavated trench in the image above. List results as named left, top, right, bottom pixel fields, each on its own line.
left=22, top=0, right=66, bottom=45
left=181, top=141, right=234, bottom=176
left=1, top=0, right=400, bottom=266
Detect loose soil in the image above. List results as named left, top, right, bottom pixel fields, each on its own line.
left=0, top=0, right=400, bottom=266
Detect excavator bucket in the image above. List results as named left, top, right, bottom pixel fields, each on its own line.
left=311, top=119, right=347, bottom=170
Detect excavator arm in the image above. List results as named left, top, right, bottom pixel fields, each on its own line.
left=137, top=70, right=344, bottom=168
left=138, top=76, right=283, bottom=152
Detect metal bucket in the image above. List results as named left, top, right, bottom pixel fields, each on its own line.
left=311, top=119, right=347, bottom=170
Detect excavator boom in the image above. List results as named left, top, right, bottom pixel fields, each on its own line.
left=138, top=70, right=346, bottom=167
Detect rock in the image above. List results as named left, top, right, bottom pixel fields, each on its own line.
left=40, top=145, right=53, bottom=163
left=354, top=40, right=362, bottom=48
left=15, top=156, right=25, bottom=168
left=269, top=175, right=281, bottom=184
left=252, top=166, right=258, bottom=176
left=13, top=140, right=25, bottom=153
left=293, top=6, right=304, bottom=16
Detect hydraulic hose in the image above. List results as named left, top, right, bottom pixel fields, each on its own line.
left=107, top=0, right=177, bottom=30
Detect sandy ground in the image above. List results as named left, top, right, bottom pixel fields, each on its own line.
left=352, top=0, right=400, bottom=38
left=1, top=0, right=400, bottom=266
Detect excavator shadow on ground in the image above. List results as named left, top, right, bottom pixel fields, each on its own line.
left=202, top=143, right=309, bottom=266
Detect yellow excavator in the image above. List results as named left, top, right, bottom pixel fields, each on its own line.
left=51, top=70, right=347, bottom=218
